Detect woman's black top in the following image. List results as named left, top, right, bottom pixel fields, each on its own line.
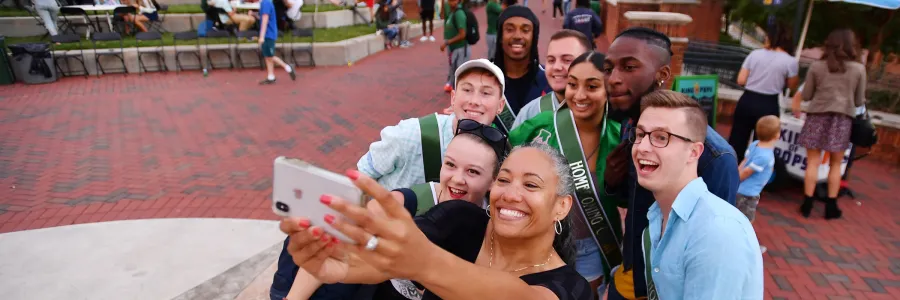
left=371, top=191, right=591, bottom=300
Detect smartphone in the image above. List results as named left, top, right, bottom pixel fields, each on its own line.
left=272, top=156, right=366, bottom=244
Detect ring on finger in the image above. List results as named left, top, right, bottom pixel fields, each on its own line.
left=364, top=235, right=379, bottom=251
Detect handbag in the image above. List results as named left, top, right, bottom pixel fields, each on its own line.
left=850, top=106, right=878, bottom=148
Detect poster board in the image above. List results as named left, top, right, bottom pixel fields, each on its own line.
left=672, top=75, right=718, bottom=128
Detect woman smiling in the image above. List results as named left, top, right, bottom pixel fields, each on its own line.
left=279, top=143, right=591, bottom=300
left=507, top=51, right=624, bottom=297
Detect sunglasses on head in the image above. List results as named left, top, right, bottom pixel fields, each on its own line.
left=456, top=119, right=510, bottom=160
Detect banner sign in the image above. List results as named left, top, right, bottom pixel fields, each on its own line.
left=672, top=75, right=719, bottom=128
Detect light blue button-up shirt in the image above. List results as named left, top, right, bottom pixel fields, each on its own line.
left=646, top=178, right=763, bottom=300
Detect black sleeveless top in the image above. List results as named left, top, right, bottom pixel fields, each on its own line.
left=372, top=194, right=591, bottom=300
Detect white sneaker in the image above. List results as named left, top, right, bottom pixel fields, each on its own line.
left=428, top=36, right=436, bottom=42
left=420, top=36, right=428, bottom=42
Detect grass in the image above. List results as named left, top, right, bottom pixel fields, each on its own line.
left=0, top=3, right=345, bottom=17
left=3, top=24, right=375, bottom=51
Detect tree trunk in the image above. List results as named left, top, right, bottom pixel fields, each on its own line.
left=867, top=10, right=896, bottom=70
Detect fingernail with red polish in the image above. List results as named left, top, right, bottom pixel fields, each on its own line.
left=320, top=194, right=332, bottom=205
left=324, top=214, right=335, bottom=224
left=346, top=169, right=360, bottom=180
left=320, top=234, right=329, bottom=242
left=331, top=236, right=339, bottom=244
left=312, top=228, right=322, bottom=237
left=298, top=219, right=310, bottom=228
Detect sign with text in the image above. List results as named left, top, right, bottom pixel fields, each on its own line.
left=672, top=75, right=718, bottom=128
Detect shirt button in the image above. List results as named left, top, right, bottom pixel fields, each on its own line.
left=654, top=268, right=660, bottom=273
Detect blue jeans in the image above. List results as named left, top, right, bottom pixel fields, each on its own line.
left=270, top=237, right=361, bottom=300
left=574, top=238, right=609, bottom=296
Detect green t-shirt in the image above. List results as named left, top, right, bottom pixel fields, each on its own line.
left=508, top=109, right=625, bottom=241
left=485, top=1, right=503, bottom=35
left=443, top=4, right=468, bottom=51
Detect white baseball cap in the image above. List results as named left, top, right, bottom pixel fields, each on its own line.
left=454, top=59, right=505, bottom=95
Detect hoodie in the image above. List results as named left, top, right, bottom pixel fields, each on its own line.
left=491, top=6, right=550, bottom=116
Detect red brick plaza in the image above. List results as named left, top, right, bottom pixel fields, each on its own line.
left=1, top=5, right=899, bottom=300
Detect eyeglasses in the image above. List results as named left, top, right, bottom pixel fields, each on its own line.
left=627, top=127, right=693, bottom=148
left=456, top=118, right=510, bottom=159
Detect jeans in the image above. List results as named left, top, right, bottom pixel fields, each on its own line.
left=574, top=238, right=609, bottom=297
left=35, top=5, right=60, bottom=36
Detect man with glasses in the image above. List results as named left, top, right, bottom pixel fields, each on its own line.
left=601, top=27, right=740, bottom=300
left=629, top=90, right=762, bottom=299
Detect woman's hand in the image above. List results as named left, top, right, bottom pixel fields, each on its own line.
left=279, top=219, right=350, bottom=283
left=321, top=170, right=440, bottom=281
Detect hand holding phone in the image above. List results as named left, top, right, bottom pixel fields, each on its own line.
left=272, top=156, right=366, bottom=244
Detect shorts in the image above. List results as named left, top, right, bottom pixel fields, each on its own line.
left=420, top=9, right=434, bottom=21
left=143, top=11, right=159, bottom=21
left=575, top=238, right=605, bottom=282
left=736, top=194, right=761, bottom=222
left=261, top=38, right=276, bottom=57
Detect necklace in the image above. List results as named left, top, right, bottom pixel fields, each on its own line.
left=489, top=233, right=553, bottom=273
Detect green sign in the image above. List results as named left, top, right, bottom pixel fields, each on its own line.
left=672, top=75, right=719, bottom=128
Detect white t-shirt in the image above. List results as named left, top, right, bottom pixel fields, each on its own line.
left=213, top=0, right=233, bottom=24
left=286, top=0, right=303, bottom=20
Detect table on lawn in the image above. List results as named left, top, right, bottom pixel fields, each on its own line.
left=233, top=2, right=260, bottom=10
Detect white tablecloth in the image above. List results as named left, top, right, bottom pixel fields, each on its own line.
left=64, top=4, right=125, bottom=11
left=774, top=113, right=852, bottom=182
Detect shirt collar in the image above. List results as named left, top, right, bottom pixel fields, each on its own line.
left=551, top=93, right=563, bottom=111
left=670, top=178, right=706, bottom=221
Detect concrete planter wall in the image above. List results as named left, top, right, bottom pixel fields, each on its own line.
left=0, top=8, right=371, bottom=38
left=47, top=23, right=426, bottom=76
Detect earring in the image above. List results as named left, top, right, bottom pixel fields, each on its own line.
left=485, top=204, right=491, bottom=218
left=554, top=219, right=562, bottom=235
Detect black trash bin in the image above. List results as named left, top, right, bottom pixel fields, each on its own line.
left=8, top=43, right=58, bottom=85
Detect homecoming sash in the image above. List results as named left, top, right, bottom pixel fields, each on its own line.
left=410, top=182, right=438, bottom=216
left=419, top=114, right=443, bottom=183
left=539, top=93, right=555, bottom=113
left=553, top=106, right=623, bottom=274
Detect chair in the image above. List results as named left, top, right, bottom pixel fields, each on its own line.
left=111, top=6, right=137, bottom=35
left=172, top=31, right=202, bottom=72
left=90, top=32, right=128, bottom=76
left=50, top=33, right=88, bottom=78
left=204, top=30, right=234, bottom=70
left=289, top=28, right=315, bottom=67
left=59, top=6, right=98, bottom=38
left=147, top=0, right=168, bottom=33
left=135, top=31, right=167, bottom=74
left=234, top=30, right=262, bottom=69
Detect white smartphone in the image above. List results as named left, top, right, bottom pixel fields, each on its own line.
left=272, top=156, right=366, bottom=244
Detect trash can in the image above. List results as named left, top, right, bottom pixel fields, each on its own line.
left=0, top=36, right=14, bottom=85
left=8, top=42, right=58, bottom=85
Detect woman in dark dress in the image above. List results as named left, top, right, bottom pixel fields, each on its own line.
left=280, top=142, right=591, bottom=300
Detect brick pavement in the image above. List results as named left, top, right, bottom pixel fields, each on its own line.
left=1, top=4, right=899, bottom=299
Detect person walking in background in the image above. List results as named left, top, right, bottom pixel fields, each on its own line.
left=418, top=0, right=436, bottom=42
left=562, top=0, right=602, bottom=49
left=551, top=0, right=562, bottom=19
left=32, top=0, right=60, bottom=37
left=485, top=0, right=503, bottom=61
left=737, top=115, right=780, bottom=254
left=440, top=0, right=468, bottom=92
left=794, top=28, right=867, bottom=220
left=730, top=23, right=799, bottom=162
left=258, top=0, right=297, bottom=84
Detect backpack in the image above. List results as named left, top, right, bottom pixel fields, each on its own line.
left=452, top=7, right=480, bottom=45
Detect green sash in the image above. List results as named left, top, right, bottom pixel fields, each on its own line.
left=496, top=99, right=516, bottom=133
left=552, top=107, right=623, bottom=274
left=642, top=228, right=659, bottom=300
left=539, top=94, right=555, bottom=112
left=419, top=114, right=442, bottom=183
left=410, top=182, right=437, bottom=216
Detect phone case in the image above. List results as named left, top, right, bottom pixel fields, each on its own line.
left=272, top=156, right=365, bottom=244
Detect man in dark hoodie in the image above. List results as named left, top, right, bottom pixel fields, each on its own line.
left=492, top=5, right=551, bottom=134
left=562, top=0, right=602, bottom=49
